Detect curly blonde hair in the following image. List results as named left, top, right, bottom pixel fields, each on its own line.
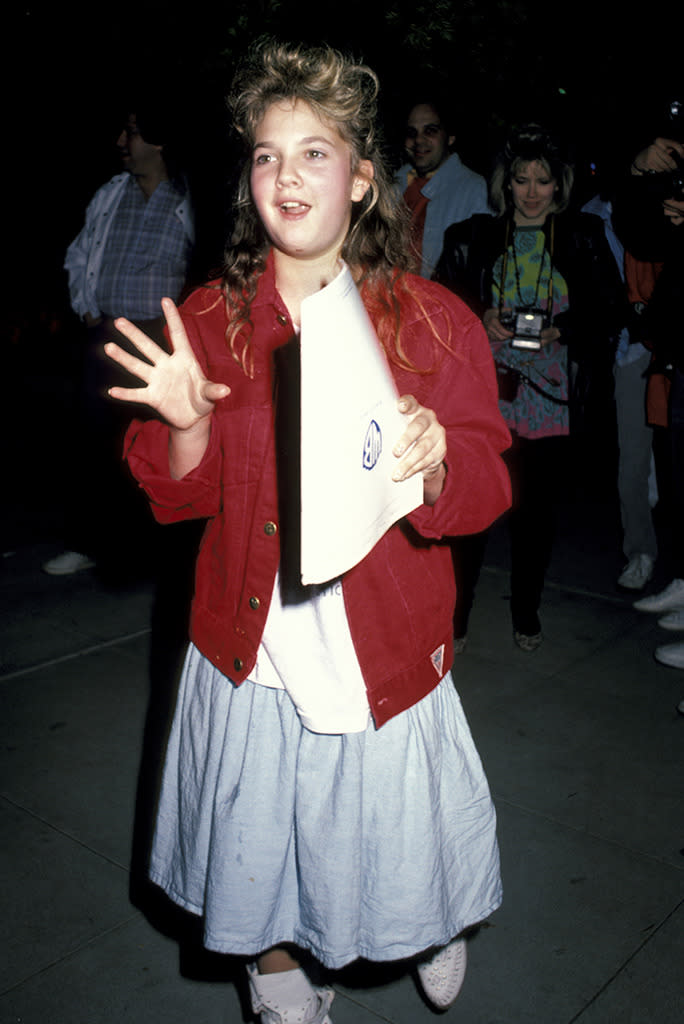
left=222, top=40, right=419, bottom=375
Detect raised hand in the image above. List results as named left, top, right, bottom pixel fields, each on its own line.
left=104, top=297, right=231, bottom=432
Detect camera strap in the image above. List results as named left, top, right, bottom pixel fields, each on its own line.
left=498, top=215, right=555, bottom=321
left=506, top=364, right=569, bottom=405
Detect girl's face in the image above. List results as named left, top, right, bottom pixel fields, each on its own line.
left=250, top=99, right=372, bottom=268
left=510, top=160, right=557, bottom=225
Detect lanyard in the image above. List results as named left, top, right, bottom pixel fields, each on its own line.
left=498, top=215, right=556, bottom=321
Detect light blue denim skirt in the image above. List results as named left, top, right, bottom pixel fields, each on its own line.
left=149, top=644, right=502, bottom=969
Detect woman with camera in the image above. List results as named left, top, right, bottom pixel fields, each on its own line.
left=436, top=124, right=624, bottom=650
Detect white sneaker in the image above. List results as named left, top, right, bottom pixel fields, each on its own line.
left=658, top=609, right=684, bottom=631
left=42, top=551, right=96, bottom=576
left=654, top=642, right=684, bottom=670
left=617, top=554, right=654, bottom=590
left=416, top=938, right=467, bottom=1010
left=633, top=578, right=684, bottom=613
left=246, top=964, right=334, bottom=1024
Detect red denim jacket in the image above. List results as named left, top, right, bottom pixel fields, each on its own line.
left=125, top=256, right=511, bottom=727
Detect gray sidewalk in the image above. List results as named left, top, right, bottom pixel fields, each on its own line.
left=2, top=503, right=683, bottom=1023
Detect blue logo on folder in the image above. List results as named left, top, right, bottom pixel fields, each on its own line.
left=363, top=420, right=382, bottom=470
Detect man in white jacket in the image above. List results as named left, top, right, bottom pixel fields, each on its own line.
left=395, top=99, right=491, bottom=279
left=44, top=103, right=195, bottom=576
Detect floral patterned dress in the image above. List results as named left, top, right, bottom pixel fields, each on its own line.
left=492, top=226, right=570, bottom=439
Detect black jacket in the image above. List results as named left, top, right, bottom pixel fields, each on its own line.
left=434, top=211, right=627, bottom=367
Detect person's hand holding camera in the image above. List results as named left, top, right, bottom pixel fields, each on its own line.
left=631, top=136, right=684, bottom=223
left=631, top=137, right=684, bottom=176
left=483, top=308, right=514, bottom=344
left=663, top=195, right=684, bottom=225
left=483, top=308, right=560, bottom=350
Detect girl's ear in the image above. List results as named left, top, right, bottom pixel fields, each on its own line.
left=352, top=159, right=374, bottom=202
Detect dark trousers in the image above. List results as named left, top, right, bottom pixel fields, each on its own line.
left=452, top=433, right=570, bottom=637
left=63, top=317, right=167, bottom=575
left=669, top=368, right=684, bottom=578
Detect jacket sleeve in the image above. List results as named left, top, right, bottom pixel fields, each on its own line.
left=64, top=177, right=122, bottom=320
left=122, top=294, right=228, bottom=523
left=124, top=415, right=224, bottom=524
left=552, top=213, right=628, bottom=364
left=433, top=216, right=494, bottom=316
left=64, top=209, right=96, bottom=320
left=402, top=288, right=512, bottom=539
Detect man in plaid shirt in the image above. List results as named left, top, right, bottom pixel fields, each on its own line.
left=44, top=99, right=195, bottom=577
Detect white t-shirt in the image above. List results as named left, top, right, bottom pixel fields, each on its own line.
left=247, top=571, right=371, bottom=734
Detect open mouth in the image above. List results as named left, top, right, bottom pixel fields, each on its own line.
left=279, top=201, right=310, bottom=215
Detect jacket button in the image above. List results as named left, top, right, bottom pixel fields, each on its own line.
left=249, top=596, right=260, bottom=610
left=276, top=313, right=288, bottom=326
left=234, top=657, right=243, bottom=672
left=264, top=521, right=277, bottom=536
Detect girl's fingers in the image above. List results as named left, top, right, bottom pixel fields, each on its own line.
left=104, top=341, right=154, bottom=383
left=159, top=297, right=193, bottom=351
left=112, top=318, right=166, bottom=363
left=392, top=396, right=446, bottom=480
left=392, top=439, right=444, bottom=481
left=204, top=381, right=232, bottom=402
left=107, top=384, right=152, bottom=404
left=394, top=396, right=433, bottom=453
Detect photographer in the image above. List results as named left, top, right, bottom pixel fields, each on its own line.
left=615, top=121, right=684, bottom=670
left=436, top=124, right=624, bottom=651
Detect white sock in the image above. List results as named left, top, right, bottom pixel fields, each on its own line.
left=247, top=963, right=318, bottom=1017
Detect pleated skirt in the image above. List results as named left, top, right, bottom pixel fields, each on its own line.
left=149, top=644, right=502, bottom=969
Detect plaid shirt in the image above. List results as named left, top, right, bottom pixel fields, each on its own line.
left=96, top=176, right=192, bottom=320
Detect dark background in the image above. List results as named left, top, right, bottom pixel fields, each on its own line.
left=6, top=0, right=682, bottom=318
left=5, top=1, right=680, bottom=551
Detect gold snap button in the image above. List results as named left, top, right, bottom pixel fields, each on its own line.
left=249, top=596, right=260, bottom=610
left=233, top=657, right=243, bottom=672
left=264, top=521, right=277, bottom=536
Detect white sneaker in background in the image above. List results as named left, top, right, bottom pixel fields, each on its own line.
left=654, top=641, right=684, bottom=670
left=42, top=551, right=96, bottom=576
left=658, top=609, right=684, bottom=631
left=634, top=578, right=684, bottom=613
left=617, top=554, right=654, bottom=590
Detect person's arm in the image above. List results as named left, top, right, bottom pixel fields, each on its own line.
left=614, top=138, right=684, bottom=259
left=105, top=297, right=231, bottom=479
left=433, top=217, right=491, bottom=315
left=64, top=217, right=96, bottom=320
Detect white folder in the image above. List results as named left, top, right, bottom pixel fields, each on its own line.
left=299, top=264, right=422, bottom=585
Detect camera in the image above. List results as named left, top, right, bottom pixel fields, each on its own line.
left=509, top=310, right=544, bottom=350
left=649, top=150, right=684, bottom=201
left=664, top=152, right=684, bottom=200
